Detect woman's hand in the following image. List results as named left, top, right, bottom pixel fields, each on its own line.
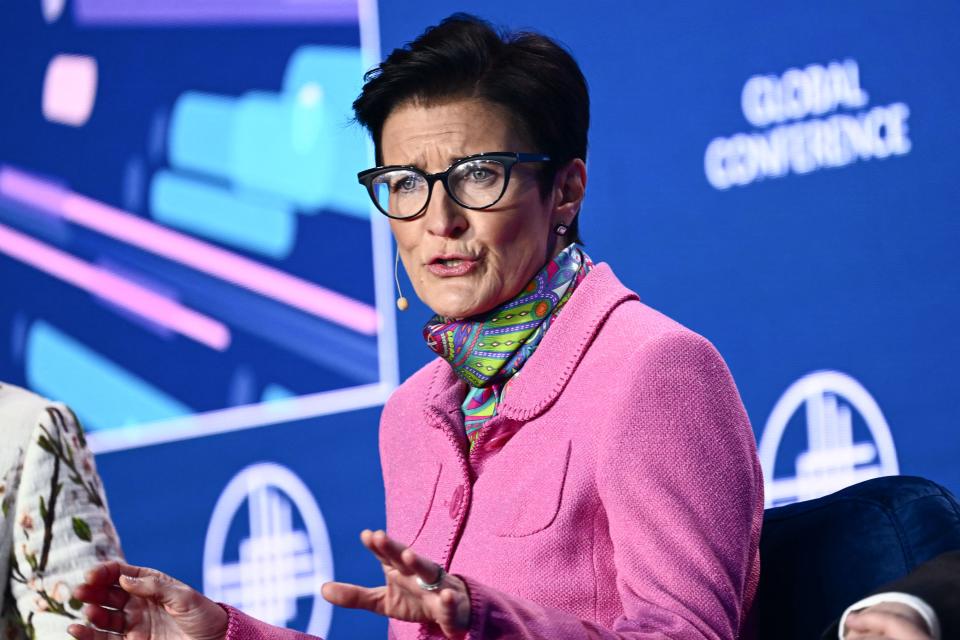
left=844, top=602, right=933, bottom=640
left=322, top=530, right=470, bottom=639
left=67, top=561, right=228, bottom=640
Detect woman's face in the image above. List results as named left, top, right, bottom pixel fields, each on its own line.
left=381, top=98, right=566, bottom=319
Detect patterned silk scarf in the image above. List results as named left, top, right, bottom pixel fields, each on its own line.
left=423, top=244, right=593, bottom=450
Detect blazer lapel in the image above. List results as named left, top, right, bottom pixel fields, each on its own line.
left=497, top=263, right=638, bottom=422
left=418, top=263, right=638, bottom=450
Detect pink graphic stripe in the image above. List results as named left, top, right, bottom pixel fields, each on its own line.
left=74, top=0, right=358, bottom=25
left=0, top=222, right=230, bottom=350
left=0, top=166, right=379, bottom=335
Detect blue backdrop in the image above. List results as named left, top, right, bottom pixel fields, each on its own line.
left=1, top=2, right=957, bottom=638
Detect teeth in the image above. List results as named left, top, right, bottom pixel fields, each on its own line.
left=442, top=259, right=463, bottom=266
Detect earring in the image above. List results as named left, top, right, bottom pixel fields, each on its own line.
left=554, top=223, right=569, bottom=236
left=394, top=250, right=409, bottom=311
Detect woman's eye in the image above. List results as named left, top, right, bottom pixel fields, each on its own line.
left=392, top=175, right=422, bottom=192
left=461, top=164, right=498, bottom=182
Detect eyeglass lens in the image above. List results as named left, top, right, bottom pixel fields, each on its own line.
left=370, top=158, right=507, bottom=218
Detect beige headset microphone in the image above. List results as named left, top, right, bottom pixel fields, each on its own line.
left=395, top=250, right=409, bottom=311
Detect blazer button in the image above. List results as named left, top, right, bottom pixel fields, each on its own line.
left=449, top=485, right=464, bottom=519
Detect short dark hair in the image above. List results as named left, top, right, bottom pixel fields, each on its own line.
left=353, top=13, right=589, bottom=241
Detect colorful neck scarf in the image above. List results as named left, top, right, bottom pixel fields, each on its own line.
left=423, top=243, right=593, bottom=450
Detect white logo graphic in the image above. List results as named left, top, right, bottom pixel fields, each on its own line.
left=705, top=59, right=911, bottom=190
left=204, top=463, right=334, bottom=637
left=758, top=370, right=898, bottom=508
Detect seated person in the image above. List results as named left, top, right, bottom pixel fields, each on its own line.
left=0, top=382, right=123, bottom=638
left=68, top=14, right=764, bottom=640
left=829, top=550, right=960, bottom=640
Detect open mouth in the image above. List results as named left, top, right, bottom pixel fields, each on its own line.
left=427, top=254, right=479, bottom=276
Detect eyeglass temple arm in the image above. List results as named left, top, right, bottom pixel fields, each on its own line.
left=516, top=153, right=551, bottom=163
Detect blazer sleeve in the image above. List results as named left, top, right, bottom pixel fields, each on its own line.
left=7, top=402, right=123, bottom=639
left=822, top=550, right=960, bottom=639
left=462, top=330, right=764, bottom=639
left=222, top=605, right=320, bottom=640
left=221, top=601, right=395, bottom=640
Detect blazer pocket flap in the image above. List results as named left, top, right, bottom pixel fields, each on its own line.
left=480, top=439, right=571, bottom=537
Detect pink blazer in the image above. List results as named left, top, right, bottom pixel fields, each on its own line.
left=226, top=264, right=763, bottom=639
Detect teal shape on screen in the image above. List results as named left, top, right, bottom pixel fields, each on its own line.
left=282, top=46, right=370, bottom=215
left=262, top=383, right=296, bottom=403
left=166, top=45, right=369, bottom=219
left=26, top=320, right=191, bottom=430
left=150, top=169, right=297, bottom=259
left=168, top=92, right=235, bottom=179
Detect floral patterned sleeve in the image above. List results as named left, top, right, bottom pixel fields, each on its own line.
left=1, top=401, right=123, bottom=639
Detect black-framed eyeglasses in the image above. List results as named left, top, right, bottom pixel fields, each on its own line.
left=357, top=151, right=551, bottom=219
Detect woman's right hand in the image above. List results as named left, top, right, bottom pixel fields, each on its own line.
left=68, top=561, right=228, bottom=640
left=844, top=602, right=933, bottom=640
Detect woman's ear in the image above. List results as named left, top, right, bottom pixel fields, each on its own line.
left=552, top=158, right=587, bottom=227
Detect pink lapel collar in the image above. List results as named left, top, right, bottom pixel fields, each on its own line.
left=497, top=263, right=638, bottom=421
left=422, top=263, right=638, bottom=427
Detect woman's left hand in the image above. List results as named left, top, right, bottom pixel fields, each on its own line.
left=321, top=530, right=470, bottom=639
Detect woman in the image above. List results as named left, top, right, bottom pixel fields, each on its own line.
left=0, top=382, right=123, bottom=639
left=68, top=14, right=763, bottom=640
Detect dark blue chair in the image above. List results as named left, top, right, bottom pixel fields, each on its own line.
left=755, top=475, right=960, bottom=640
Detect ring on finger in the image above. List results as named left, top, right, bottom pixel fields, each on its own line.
left=416, top=565, right=445, bottom=591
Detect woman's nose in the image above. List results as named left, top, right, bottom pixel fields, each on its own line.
left=423, top=184, right=469, bottom=238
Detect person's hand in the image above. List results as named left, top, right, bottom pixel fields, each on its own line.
left=844, top=602, right=933, bottom=640
left=322, top=529, right=470, bottom=639
left=67, top=561, right=228, bottom=640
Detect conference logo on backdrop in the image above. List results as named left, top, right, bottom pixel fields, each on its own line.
left=758, top=370, right=899, bottom=508
left=704, top=59, right=911, bottom=189
left=203, top=463, right=334, bottom=637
